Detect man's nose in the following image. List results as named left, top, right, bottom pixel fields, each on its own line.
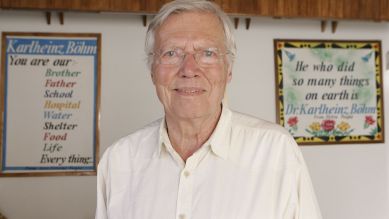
left=178, top=53, right=200, bottom=78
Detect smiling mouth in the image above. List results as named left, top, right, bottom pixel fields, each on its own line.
left=174, top=88, right=206, bottom=95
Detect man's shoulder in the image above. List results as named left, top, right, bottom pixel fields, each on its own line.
left=103, top=118, right=162, bottom=158
left=228, top=110, right=302, bottom=169
left=230, top=110, right=290, bottom=136
left=228, top=110, right=298, bottom=154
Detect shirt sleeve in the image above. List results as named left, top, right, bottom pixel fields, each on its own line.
left=295, top=160, right=323, bottom=219
left=95, top=150, right=109, bottom=219
left=292, top=143, right=323, bottom=219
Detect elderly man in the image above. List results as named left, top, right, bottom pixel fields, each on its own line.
left=96, top=0, right=322, bottom=219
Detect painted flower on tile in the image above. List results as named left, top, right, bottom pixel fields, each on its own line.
left=364, top=115, right=375, bottom=127
left=337, top=121, right=350, bottom=132
left=287, top=116, right=298, bottom=127
left=364, top=115, right=377, bottom=135
left=287, top=116, right=298, bottom=135
left=306, top=120, right=353, bottom=137
left=321, top=120, right=335, bottom=132
left=309, top=122, right=321, bottom=131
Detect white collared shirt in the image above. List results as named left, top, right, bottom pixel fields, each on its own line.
left=96, top=107, right=322, bottom=219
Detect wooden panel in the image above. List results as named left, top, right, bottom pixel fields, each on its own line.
left=144, top=0, right=160, bottom=12
left=340, top=0, right=358, bottom=19
left=219, top=0, right=239, bottom=14
left=380, top=0, right=389, bottom=20
left=252, top=0, right=273, bottom=16
left=0, top=0, right=387, bottom=21
left=272, top=0, right=286, bottom=17
left=328, top=0, right=380, bottom=20
left=217, top=0, right=260, bottom=15
left=271, top=0, right=311, bottom=18
left=1, top=0, right=52, bottom=10
left=238, top=0, right=257, bottom=15
left=358, top=0, right=380, bottom=20
left=51, top=0, right=107, bottom=11
left=145, top=0, right=172, bottom=13
left=318, top=0, right=330, bottom=18
left=1, top=0, right=109, bottom=11
left=271, top=0, right=318, bottom=18
left=328, top=0, right=345, bottom=18
left=109, top=0, right=143, bottom=12
left=299, top=0, right=320, bottom=18
left=284, top=0, right=300, bottom=17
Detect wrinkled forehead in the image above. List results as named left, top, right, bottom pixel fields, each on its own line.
left=154, top=11, right=226, bottom=49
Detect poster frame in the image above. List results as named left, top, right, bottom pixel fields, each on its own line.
left=274, top=39, right=385, bottom=145
left=0, top=32, right=101, bottom=176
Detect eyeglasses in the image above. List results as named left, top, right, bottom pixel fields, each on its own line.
left=150, top=47, right=229, bottom=66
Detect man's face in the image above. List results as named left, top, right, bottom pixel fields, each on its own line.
left=151, top=12, right=232, bottom=120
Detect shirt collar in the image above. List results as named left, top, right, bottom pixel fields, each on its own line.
left=155, top=104, right=232, bottom=160
left=156, top=119, right=172, bottom=157
left=208, top=105, right=232, bottom=159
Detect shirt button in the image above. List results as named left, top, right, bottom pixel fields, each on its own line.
left=183, top=171, right=190, bottom=177
left=179, top=214, right=186, bottom=219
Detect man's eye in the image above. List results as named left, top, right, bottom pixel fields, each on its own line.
left=162, top=50, right=176, bottom=57
left=203, top=49, right=217, bottom=57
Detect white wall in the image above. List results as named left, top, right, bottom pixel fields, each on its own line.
left=0, top=10, right=388, bottom=219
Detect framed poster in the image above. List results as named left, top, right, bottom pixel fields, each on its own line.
left=274, top=39, right=384, bottom=145
left=0, top=32, right=101, bottom=176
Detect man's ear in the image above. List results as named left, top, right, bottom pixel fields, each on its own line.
left=226, top=62, right=232, bottom=83
left=150, top=72, right=156, bottom=85
left=227, top=70, right=232, bottom=83
left=227, top=64, right=232, bottom=83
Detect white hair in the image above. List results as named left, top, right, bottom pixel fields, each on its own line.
left=145, top=0, right=236, bottom=69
